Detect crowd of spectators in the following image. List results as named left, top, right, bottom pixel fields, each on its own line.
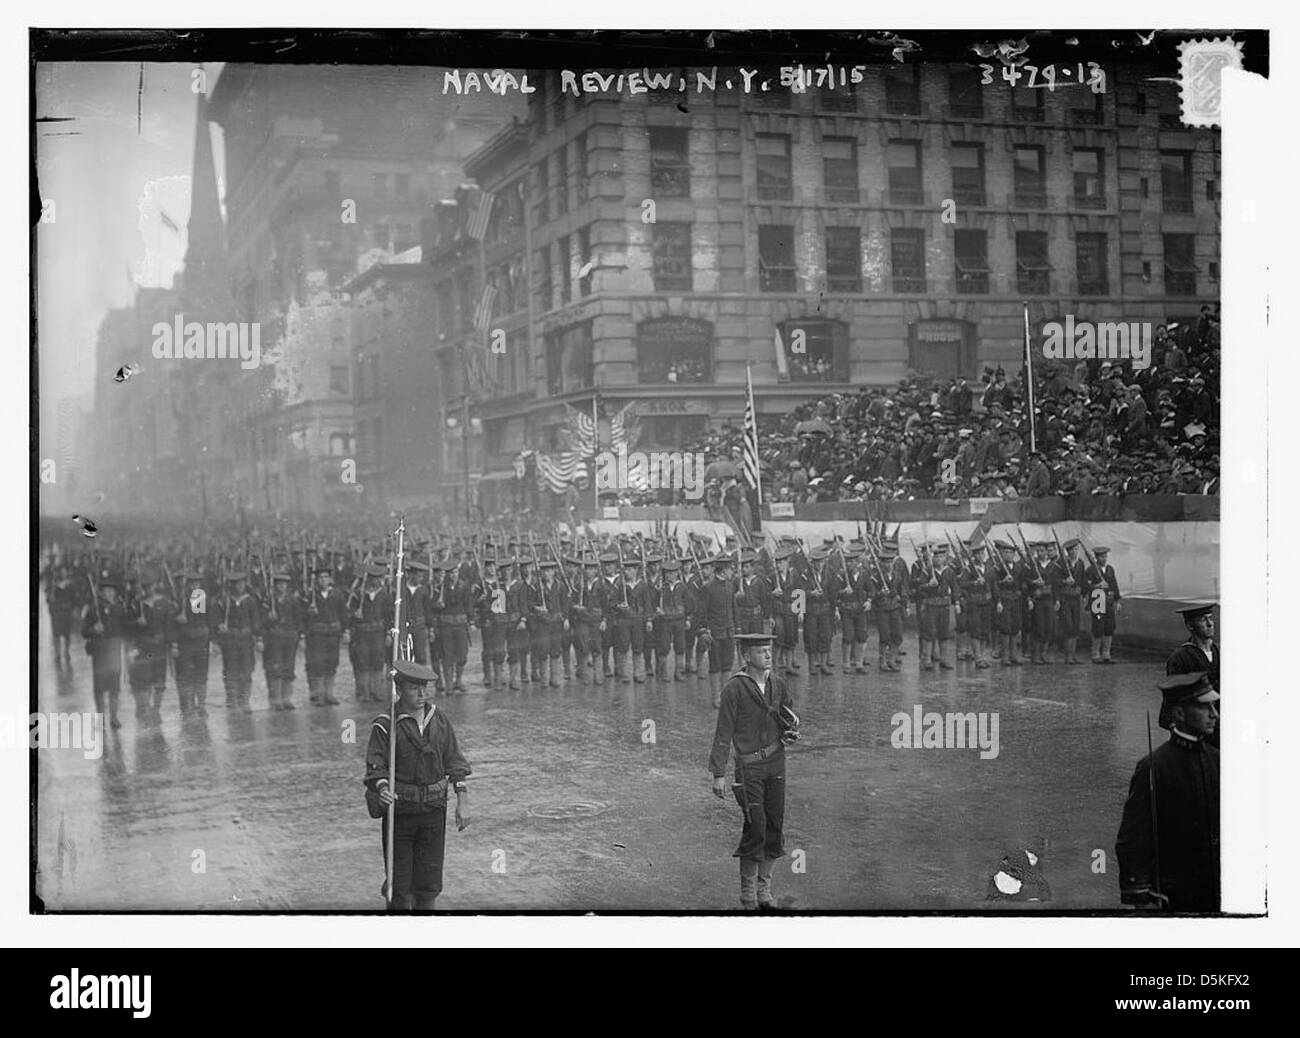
left=674, top=306, right=1220, bottom=504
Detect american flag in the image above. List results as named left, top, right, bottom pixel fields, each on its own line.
left=466, top=190, right=495, bottom=241
left=743, top=365, right=763, bottom=503
left=472, top=284, right=497, bottom=334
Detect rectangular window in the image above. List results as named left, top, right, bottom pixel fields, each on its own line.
left=1011, top=83, right=1045, bottom=122
left=533, top=159, right=550, bottom=225
left=1013, top=146, right=1046, bottom=207
left=954, top=229, right=989, bottom=294
left=950, top=143, right=985, bottom=206
left=652, top=223, right=693, bottom=291
left=825, top=227, right=861, bottom=293
left=1016, top=231, right=1052, bottom=294
left=574, top=131, right=589, bottom=204
left=822, top=137, right=859, bottom=203
left=554, top=146, right=569, bottom=216
left=756, top=134, right=793, bottom=201
left=1207, top=179, right=1217, bottom=201
left=1070, top=92, right=1105, bottom=125
left=819, top=79, right=857, bottom=113
left=649, top=126, right=690, bottom=198
left=758, top=225, right=796, bottom=292
left=1163, top=233, right=1198, bottom=295
left=891, top=228, right=926, bottom=293
left=578, top=226, right=592, bottom=297
left=1072, top=148, right=1106, bottom=209
left=884, top=65, right=921, bottom=115
left=888, top=140, right=922, bottom=205
left=559, top=235, right=572, bottom=303
left=949, top=66, right=984, bottom=118
left=1161, top=151, right=1194, bottom=212
left=535, top=247, right=553, bottom=312
left=1076, top=233, right=1108, bottom=295
left=395, top=173, right=410, bottom=200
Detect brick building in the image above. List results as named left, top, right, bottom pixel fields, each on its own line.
left=431, top=62, right=1219, bottom=506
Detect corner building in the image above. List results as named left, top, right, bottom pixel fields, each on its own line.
left=450, top=62, right=1220, bottom=490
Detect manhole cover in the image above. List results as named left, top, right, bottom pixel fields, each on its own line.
left=527, top=801, right=609, bottom=820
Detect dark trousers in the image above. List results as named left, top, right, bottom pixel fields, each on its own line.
left=732, top=753, right=786, bottom=862
left=875, top=608, right=902, bottom=647
left=381, top=808, right=448, bottom=910
left=305, top=634, right=342, bottom=678
left=174, top=643, right=209, bottom=710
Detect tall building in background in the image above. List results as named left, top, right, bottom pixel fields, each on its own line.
left=438, top=64, right=1218, bottom=512
left=203, top=65, right=519, bottom=515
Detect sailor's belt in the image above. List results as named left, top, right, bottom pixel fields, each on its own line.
left=394, top=778, right=449, bottom=803
left=838, top=602, right=866, bottom=611
left=1033, top=590, right=1055, bottom=599
left=964, top=595, right=992, bottom=605
left=352, top=622, right=384, bottom=633
left=266, top=627, right=300, bottom=637
left=737, top=607, right=763, bottom=617
left=307, top=624, right=342, bottom=634
left=403, top=620, right=429, bottom=629
left=438, top=614, right=468, bottom=625
left=738, top=740, right=783, bottom=764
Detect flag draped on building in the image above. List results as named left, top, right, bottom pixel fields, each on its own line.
left=535, top=399, right=640, bottom=495
left=466, top=189, right=494, bottom=241
left=472, top=283, right=497, bottom=334
left=742, top=365, right=763, bottom=504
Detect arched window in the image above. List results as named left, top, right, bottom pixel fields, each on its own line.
left=636, top=317, right=713, bottom=384
left=778, top=319, right=848, bottom=383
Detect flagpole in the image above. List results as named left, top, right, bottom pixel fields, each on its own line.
left=1023, top=302, right=1037, bottom=454
left=592, top=391, right=599, bottom=514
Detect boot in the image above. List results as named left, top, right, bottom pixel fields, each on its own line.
left=508, top=662, right=521, bottom=690
left=739, top=858, right=759, bottom=911
left=591, top=654, right=604, bottom=686
left=413, top=894, right=438, bottom=913
left=709, top=672, right=722, bottom=709
left=938, top=641, right=954, bottom=669
left=282, top=679, right=296, bottom=709
left=1065, top=637, right=1080, bottom=664
left=696, top=653, right=708, bottom=680
left=562, top=654, right=572, bottom=681
left=575, top=657, right=587, bottom=686
left=920, top=641, right=934, bottom=670
left=617, top=651, right=631, bottom=684
left=454, top=664, right=466, bottom=692
left=1091, top=637, right=1103, bottom=663
left=756, top=858, right=776, bottom=910
left=820, top=653, right=833, bottom=676
left=1101, top=635, right=1114, bottom=663
left=632, top=655, right=646, bottom=684
left=674, top=653, right=687, bottom=681
left=324, top=676, right=340, bottom=705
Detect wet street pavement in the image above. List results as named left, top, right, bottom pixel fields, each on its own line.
left=33, top=609, right=1168, bottom=912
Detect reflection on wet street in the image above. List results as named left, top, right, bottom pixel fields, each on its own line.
left=34, top=608, right=1163, bottom=911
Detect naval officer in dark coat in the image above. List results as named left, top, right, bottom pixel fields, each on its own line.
left=1115, top=672, right=1220, bottom=912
